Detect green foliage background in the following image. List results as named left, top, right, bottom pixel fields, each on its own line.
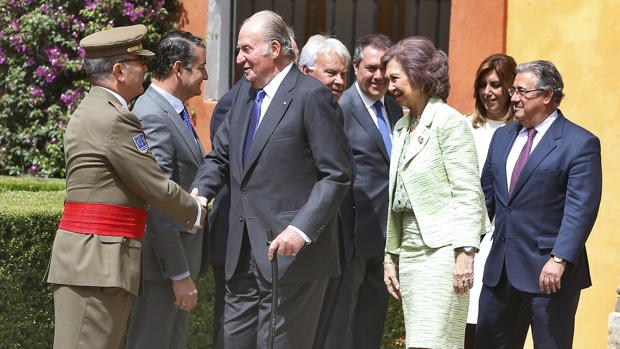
left=0, top=0, right=178, bottom=177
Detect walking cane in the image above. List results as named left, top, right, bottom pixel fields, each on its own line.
left=266, top=229, right=278, bottom=349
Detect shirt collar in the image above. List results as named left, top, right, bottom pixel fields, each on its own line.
left=519, top=109, right=558, bottom=135
left=354, top=82, right=385, bottom=110
left=150, top=82, right=185, bottom=114
left=99, top=86, right=128, bottom=109
left=262, top=62, right=294, bottom=98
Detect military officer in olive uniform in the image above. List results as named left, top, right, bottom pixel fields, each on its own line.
left=45, top=25, right=207, bottom=349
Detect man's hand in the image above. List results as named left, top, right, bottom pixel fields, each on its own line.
left=267, top=227, right=305, bottom=261
left=190, top=187, right=208, bottom=228
left=539, top=257, right=566, bottom=294
left=453, top=250, right=474, bottom=296
left=172, top=276, right=198, bottom=311
left=383, top=254, right=401, bottom=300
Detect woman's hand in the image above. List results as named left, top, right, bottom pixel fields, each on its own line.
left=384, top=253, right=401, bottom=300
left=453, top=250, right=475, bottom=295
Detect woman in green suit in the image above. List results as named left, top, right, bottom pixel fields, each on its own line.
left=381, top=36, right=490, bottom=348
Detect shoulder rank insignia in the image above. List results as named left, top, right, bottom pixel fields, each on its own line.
left=133, top=133, right=149, bottom=153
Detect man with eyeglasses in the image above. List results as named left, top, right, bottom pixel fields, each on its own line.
left=45, top=25, right=208, bottom=349
left=476, top=60, right=602, bottom=349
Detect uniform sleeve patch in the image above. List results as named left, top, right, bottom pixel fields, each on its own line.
left=133, top=133, right=149, bottom=153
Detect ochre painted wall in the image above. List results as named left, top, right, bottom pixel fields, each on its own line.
left=177, top=0, right=216, bottom=151
left=507, top=1, right=620, bottom=347
left=447, top=0, right=507, bottom=114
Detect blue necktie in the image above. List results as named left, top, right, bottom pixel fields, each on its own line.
left=243, top=89, right=266, bottom=167
left=179, top=108, right=194, bottom=136
left=374, top=100, right=392, bottom=158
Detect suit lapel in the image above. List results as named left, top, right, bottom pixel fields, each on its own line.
left=402, top=99, right=438, bottom=166
left=509, top=114, right=564, bottom=201
left=146, top=86, right=203, bottom=163
left=349, top=91, right=389, bottom=162
left=498, top=122, right=521, bottom=202
left=242, top=68, right=297, bottom=178
left=233, top=86, right=255, bottom=180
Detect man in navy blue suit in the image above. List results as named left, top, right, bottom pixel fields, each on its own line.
left=476, top=60, right=602, bottom=349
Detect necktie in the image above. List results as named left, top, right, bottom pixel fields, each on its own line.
left=243, top=89, right=266, bottom=167
left=509, top=127, right=537, bottom=195
left=374, top=100, right=392, bottom=158
left=179, top=108, right=194, bottom=136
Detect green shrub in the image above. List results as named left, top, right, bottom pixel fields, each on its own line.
left=0, top=190, right=64, bottom=348
left=0, top=189, right=217, bottom=348
left=0, top=183, right=405, bottom=348
left=0, top=175, right=65, bottom=191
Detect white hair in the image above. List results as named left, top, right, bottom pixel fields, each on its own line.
left=299, top=34, right=351, bottom=70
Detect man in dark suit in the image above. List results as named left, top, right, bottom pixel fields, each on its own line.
left=126, top=30, right=208, bottom=348
left=317, top=34, right=402, bottom=349
left=208, top=30, right=299, bottom=349
left=207, top=78, right=244, bottom=349
left=476, top=60, right=602, bottom=349
left=192, top=10, right=351, bottom=349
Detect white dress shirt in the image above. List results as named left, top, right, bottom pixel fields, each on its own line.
left=253, top=62, right=311, bottom=243
left=354, top=82, right=392, bottom=136
left=150, top=82, right=185, bottom=114
left=506, top=110, right=559, bottom=188
left=150, top=82, right=199, bottom=146
left=257, top=62, right=294, bottom=126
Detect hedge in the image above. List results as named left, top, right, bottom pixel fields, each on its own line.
left=0, top=175, right=65, bottom=192
left=0, top=181, right=404, bottom=348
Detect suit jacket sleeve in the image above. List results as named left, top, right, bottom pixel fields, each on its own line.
left=438, top=114, right=488, bottom=249
left=481, top=131, right=497, bottom=221
left=107, top=111, right=198, bottom=227
left=138, top=109, right=190, bottom=278
left=290, top=85, right=351, bottom=241
left=191, top=108, right=231, bottom=199
left=552, top=135, right=602, bottom=263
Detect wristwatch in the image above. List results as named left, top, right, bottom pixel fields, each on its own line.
left=552, top=255, right=564, bottom=263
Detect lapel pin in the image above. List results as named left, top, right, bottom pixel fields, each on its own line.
left=418, top=136, right=424, bottom=144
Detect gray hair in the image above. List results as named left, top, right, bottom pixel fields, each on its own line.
left=244, top=10, right=295, bottom=60
left=84, top=54, right=133, bottom=83
left=299, top=34, right=351, bottom=70
left=151, top=30, right=205, bottom=79
left=516, top=60, right=564, bottom=106
left=287, top=25, right=299, bottom=62
left=353, top=34, right=392, bottom=64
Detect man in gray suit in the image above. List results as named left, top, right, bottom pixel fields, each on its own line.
left=126, top=30, right=208, bottom=349
left=318, top=34, right=401, bottom=349
left=192, top=10, right=351, bottom=349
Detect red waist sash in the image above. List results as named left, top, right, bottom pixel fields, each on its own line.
left=59, top=201, right=147, bottom=239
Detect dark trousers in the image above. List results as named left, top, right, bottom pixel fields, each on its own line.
left=223, top=232, right=328, bottom=349
left=212, top=264, right=226, bottom=349
left=127, top=280, right=190, bottom=349
left=314, top=254, right=388, bottom=349
left=476, top=269, right=580, bottom=349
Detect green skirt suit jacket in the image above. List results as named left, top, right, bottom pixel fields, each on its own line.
left=385, top=98, right=490, bottom=348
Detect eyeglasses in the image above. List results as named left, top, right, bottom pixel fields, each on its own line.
left=507, top=87, right=545, bottom=97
